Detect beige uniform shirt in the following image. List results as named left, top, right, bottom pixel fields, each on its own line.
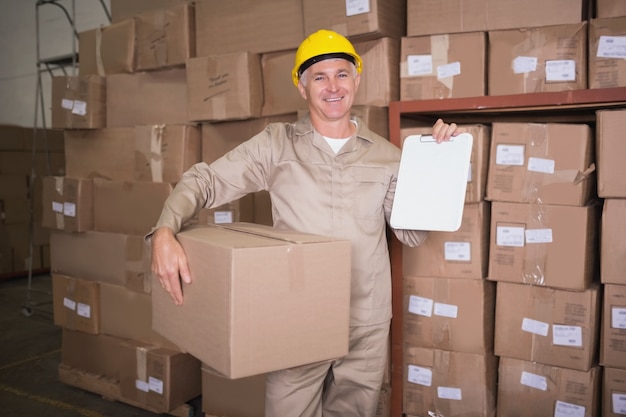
left=155, top=115, right=428, bottom=326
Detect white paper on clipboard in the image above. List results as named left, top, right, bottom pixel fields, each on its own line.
left=390, top=133, right=473, bottom=232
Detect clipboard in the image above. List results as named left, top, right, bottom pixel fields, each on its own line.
left=390, top=133, right=473, bottom=232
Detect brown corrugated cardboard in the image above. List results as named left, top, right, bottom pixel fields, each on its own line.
left=260, top=49, right=302, bottom=117
left=253, top=191, right=273, bottom=226
left=41, top=176, right=93, bottom=232
left=486, top=122, right=596, bottom=206
left=400, top=124, right=491, bottom=204
left=50, top=230, right=151, bottom=293
left=488, top=23, right=588, bottom=96
left=52, top=274, right=100, bottom=334
left=106, top=68, right=188, bottom=127
left=400, top=32, right=487, bottom=100
left=353, top=37, right=399, bottom=106
left=201, top=365, right=266, bottom=417
left=303, top=0, right=405, bottom=41
left=604, top=367, right=626, bottom=416
left=186, top=52, right=263, bottom=122
left=597, top=0, right=626, bottom=18
left=79, top=19, right=136, bottom=76
left=194, top=0, right=303, bottom=56
left=497, top=357, right=601, bottom=417
left=403, top=276, right=495, bottom=354
left=92, top=179, right=172, bottom=236
left=110, top=0, right=188, bottom=22
left=402, top=345, right=498, bottom=417
left=494, top=282, right=601, bottom=371
left=597, top=109, right=626, bottom=198
left=488, top=202, right=599, bottom=290
left=64, top=125, right=200, bottom=183
left=601, top=199, right=626, bottom=285
left=0, top=152, right=64, bottom=177
left=600, top=284, right=626, bottom=369
left=589, top=17, right=626, bottom=89
left=51, top=75, right=106, bottom=129
left=135, top=3, right=195, bottom=71
left=119, top=340, right=201, bottom=413
left=152, top=223, right=351, bottom=378
left=403, top=202, right=490, bottom=280
left=196, top=195, right=255, bottom=225
left=61, top=329, right=125, bottom=380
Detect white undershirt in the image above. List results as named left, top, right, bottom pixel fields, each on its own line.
left=323, top=120, right=358, bottom=154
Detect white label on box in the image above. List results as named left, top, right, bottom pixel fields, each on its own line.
left=63, top=202, right=76, bottom=217
left=148, top=376, right=164, bottom=394
left=612, top=392, right=626, bottom=414
left=554, top=400, right=585, bottom=417
left=407, top=55, right=433, bottom=76
left=213, top=211, right=233, bottom=224
left=545, top=60, right=576, bottom=82
left=611, top=307, right=626, bottom=329
left=496, top=226, right=525, bottom=247
left=409, top=295, right=433, bottom=317
left=407, top=365, right=432, bottom=386
left=443, top=241, right=471, bottom=261
left=552, top=325, right=582, bottom=347
left=345, top=0, right=370, bottom=16
left=525, top=228, right=553, bottom=244
left=61, top=98, right=73, bottom=110
left=52, top=201, right=63, bottom=213
left=71, top=100, right=87, bottom=116
left=527, top=157, right=555, bottom=174
left=437, top=62, right=461, bottom=79
left=513, top=56, right=538, bottom=73
left=434, top=302, right=458, bottom=318
left=496, top=144, right=525, bottom=166
left=76, top=302, right=91, bottom=319
left=135, top=379, right=149, bottom=393
left=522, top=317, right=550, bottom=337
left=597, top=36, right=626, bottom=59
left=520, top=371, right=548, bottom=391
left=437, top=386, right=462, bottom=400
left=63, top=297, right=76, bottom=311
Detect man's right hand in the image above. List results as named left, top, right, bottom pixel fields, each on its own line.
left=151, top=227, right=192, bottom=306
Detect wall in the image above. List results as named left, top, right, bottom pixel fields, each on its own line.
left=0, top=0, right=110, bottom=128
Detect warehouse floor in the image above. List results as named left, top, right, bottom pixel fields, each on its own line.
left=0, top=273, right=191, bottom=417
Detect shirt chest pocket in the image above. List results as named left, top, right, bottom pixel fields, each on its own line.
left=351, top=166, right=389, bottom=221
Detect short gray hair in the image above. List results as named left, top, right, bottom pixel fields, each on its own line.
left=299, top=60, right=358, bottom=87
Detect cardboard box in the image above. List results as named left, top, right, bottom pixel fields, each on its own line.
left=601, top=199, right=626, bottom=285
left=93, top=179, right=172, bottom=236
left=488, top=23, right=587, bottom=96
left=400, top=32, right=487, bottom=100
left=64, top=125, right=200, bottom=183
left=41, top=176, right=93, bottom=232
left=486, top=122, right=595, bottom=206
left=152, top=223, right=351, bottom=378
left=402, top=345, right=498, bottom=417
left=303, top=0, right=405, bottom=41
left=589, top=17, right=626, bottom=89
left=61, top=329, right=125, bottom=379
left=597, top=0, right=626, bottom=18
left=260, top=49, right=302, bottom=117
left=201, top=365, right=265, bottom=417
left=400, top=124, right=491, bottom=204
left=52, top=274, right=100, bottom=334
left=50, top=230, right=151, bottom=293
left=79, top=19, right=136, bottom=76
left=106, top=68, right=189, bottom=127
left=600, top=284, right=626, bottom=369
left=253, top=191, right=273, bottom=226
left=186, top=52, right=263, bottom=122
left=403, top=276, right=496, bottom=354
left=194, top=0, right=304, bottom=56
left=597, top=109, right=626, bottom=198
left=495, top=281, right=601, bottom=371
left=497, top=357, right=601, bottom=417
left=604, top=367, right=626, bottom=416
left=488, top=202, right=599, bottom=291
left=119, top=340, right=201, bottom=413
left=51, top=75, right=106, bottom=129
left=353, top=37, right=400, bottom=106
left=110, top=0, right=188, bottom=22
left=403, top=202, right=490, bottom=280
left=196, top=194, right=255, bottom=226
left=135, top=3, right=195, bottom=71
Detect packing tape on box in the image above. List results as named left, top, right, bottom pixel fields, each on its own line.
left=54, top=177, right=65, bottom=230
left=431, top=34, right=454, bottom=92
left=95, top=27, right=105, bottom=77
left=150, top=125, right=165, bottom=182
left=136, top=346, right=149, bottom=383
left=522, top=202, right=549, bottom=286
left=152, top=10, right=168, bottom=68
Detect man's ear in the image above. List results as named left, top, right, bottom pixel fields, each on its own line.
left=297, top=82, right=307, bottom=100
left=354, top=72, right=361, bottom=92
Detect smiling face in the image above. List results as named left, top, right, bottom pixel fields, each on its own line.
left=297, top=58, right=361, bottom=128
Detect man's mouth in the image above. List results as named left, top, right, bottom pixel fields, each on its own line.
left=324, top=97, right=343, bottom=103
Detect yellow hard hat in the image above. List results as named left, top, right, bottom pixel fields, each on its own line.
left=292, top=29, right=363, bottom=87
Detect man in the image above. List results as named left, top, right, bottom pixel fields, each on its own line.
left=150, top=29, right=463, bottom=417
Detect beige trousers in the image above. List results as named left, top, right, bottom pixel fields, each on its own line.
left=265, top=321, right=390, bottom=417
